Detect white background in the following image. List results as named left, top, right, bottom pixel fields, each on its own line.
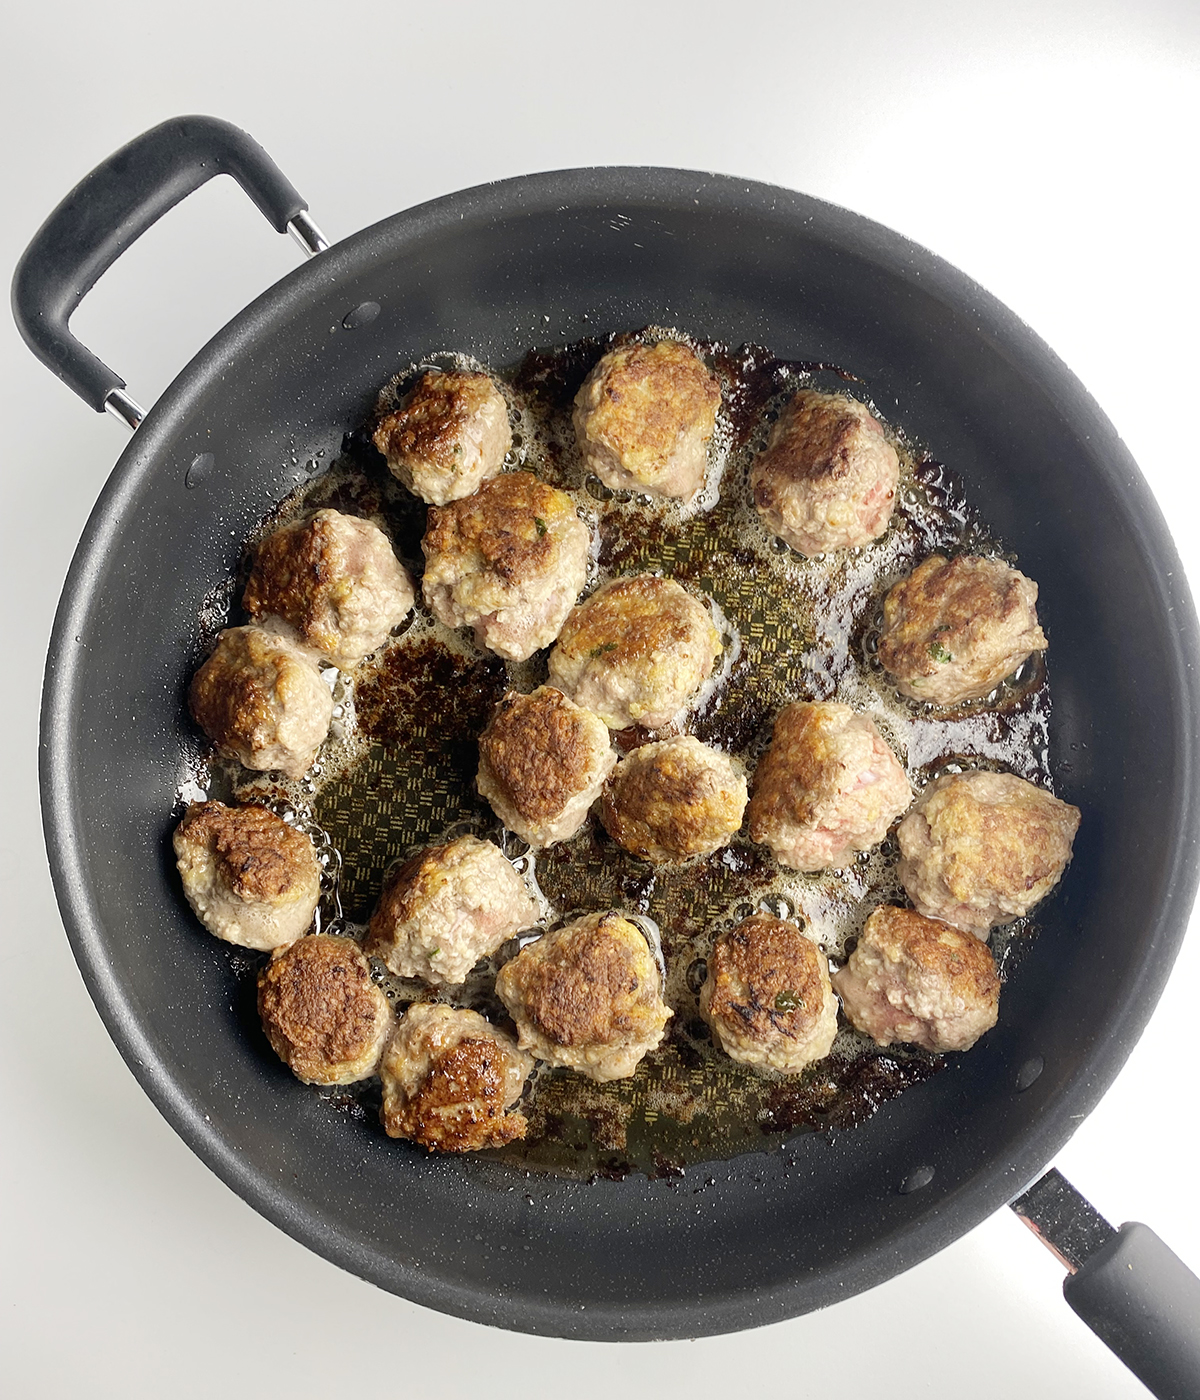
left=3, top=3, right=1198, bottom=1396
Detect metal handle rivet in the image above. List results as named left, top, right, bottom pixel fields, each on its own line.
left=186, top=453, right=215, bottom=489
left=1016, top=1055, right=1045, bottom=1092
left=343, top=301, right=381, bottom=330
left=900, top=1165, right=934, bottom=1194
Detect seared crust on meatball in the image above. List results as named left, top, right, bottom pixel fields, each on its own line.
left=173, top=801, right=320, bottom=951
left=750, top=389, right=899, bottom=556
left=748, top=701, right=911, bottom=871
left=379, top=1003, right=532, bottom=1152
left=243, top=509, right=414, bottom=669
left=373, top=370, right=512, bottom=506
left=878, top=554, right=1048, bottom=706
left=422, top=471, right=590, bottom=661
left=547, top=574, right=721, bottom=729
left=897, top=770, right=1080, bottom=936
left=257, top=934, right=392, bottom=1085
left=477, top=687, right=615, bottom=849
left=573, top=339, right=722, bottom=499
left=700, top=915, right=837, bottom=1073
left=601, top=736, right=748, bottom=863
left=495, top=911, right=672, bottom=1081
left=833, top=904, right=1000, bottom=1052
left=365, top=835, right=538, bottom=987
left=188, top=625, right=333, bottom=779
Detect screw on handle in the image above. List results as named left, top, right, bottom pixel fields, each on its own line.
left=11, top=115, right=318, bottom=420
left=1013, top=1169, right=1200, bottom=1399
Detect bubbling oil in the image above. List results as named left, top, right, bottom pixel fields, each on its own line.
left=176, top=328, right=1057, bottom=1178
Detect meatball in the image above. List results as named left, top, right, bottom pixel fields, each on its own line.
left=477, top=686, right=615, bottom=849
left=573, top=339, right=722, bottom=499
left=750, top=388, right=899, bottom=556
left=547, top=574, right=721, bottom=730
left=877, top=553, right=1048, bottom=706
left=833, top=904, right=1000, bottom=1052
left=365, top=835, right=538, bottom=987
left=421, top=471, right=590, bottom=661
left=257, top=934, right=392, bottom=1085
left=748, top=701, right=911, bottom=871
left=173, top=801, right=320, bottom=951
left=700, top=915, right=838, bottom=1073
left=379, top=1003, right=532, bottom=1152
left=373, top=369, right=512, bottom=506
left=188, top=625, right=333, bottom=779
left=243, top=509, right=414, bottom=670
left=495, top=911, right=672, bottom=1081
left=896, top=770, right=1080, bottom=936
left=601, top=736, right=748, bottom=863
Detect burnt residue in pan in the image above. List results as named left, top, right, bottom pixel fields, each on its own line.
left=181, top=327, right=1058, bottom=1180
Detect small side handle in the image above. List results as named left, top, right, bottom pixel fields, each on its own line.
left=11, top=115, right=323, bottom=425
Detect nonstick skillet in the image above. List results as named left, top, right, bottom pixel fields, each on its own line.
left=14, top=116, right=1200, bottom=1395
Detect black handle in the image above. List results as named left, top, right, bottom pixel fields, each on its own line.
left=1065, top=1224, right=1200, bottom=1400
left=11, top=115, right=308, bottom=414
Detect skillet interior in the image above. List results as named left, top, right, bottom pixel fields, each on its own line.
left=41, top=168, right=1200, bottom=1339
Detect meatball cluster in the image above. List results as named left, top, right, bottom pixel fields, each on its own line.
left=422, top=470, right=590, bottom=661
left=574, top=339, right=722, bottom=499
left=748, top=701, right=911, bottom=871
left=548, top=574, right=721, bottom=730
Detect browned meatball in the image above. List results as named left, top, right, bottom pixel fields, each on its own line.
left=188, top=625, right=333, bottom=779
left=365, top=835, right=538, bottom=987
left=573, top=339, right=722, bottom=499
left=379, top=1003, right=532, bottom=1152
left=373, top=369, right=512, bottom=506
left=750, top=389, right=899, bottom=556
left=877, top=554, right=1048, bottom=706
left=896, top=770, right=1080, bottom=936
left=495, top=911, right=672, bottom=1081
left=547, top=574, right=721, bottom=729
left=257, top=934, right=393, bottom=1085
left=422, top=471, right=590, bottom=661
left=601, top=736, right=747, bottom=863
left=173, top=801, right=320, bottom=951
left=700, top=915, right=837, bottom=1073
left=243, top=509, right=414, bottom=670
left=748, top=701, right=912, bottom=871
left=477, top=687, right=615, bottom=849
left=833, top=904, right=1000, bottom=1052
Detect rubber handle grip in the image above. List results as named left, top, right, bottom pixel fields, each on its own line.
left=11, top=115, right=306, bottom=412
left=1065, top=1223, right=1200, bottom=1399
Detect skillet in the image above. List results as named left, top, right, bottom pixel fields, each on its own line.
left=14, top=115, right=1200, bottom=1391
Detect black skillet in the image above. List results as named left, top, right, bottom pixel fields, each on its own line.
left=14, top=116, right=1200, bottom=1396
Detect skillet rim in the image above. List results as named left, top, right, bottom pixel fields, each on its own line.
left=38, top=164, right=1200, bottom=1338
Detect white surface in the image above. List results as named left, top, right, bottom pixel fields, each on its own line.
left=2, top=3, right=1198, bottom=1396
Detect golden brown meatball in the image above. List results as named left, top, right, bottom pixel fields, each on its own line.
left=896, top=770, right=1080, bottom=936
left=379, top=1003, right=532, bottom=1152
left=877, top=554, right=1047, bottom=706
left=747, top=701, right=912, bottom=871
left=601, top=736, right=747, bottom=863
left=573, top=339, right=722, bottom=499
left=700, top=915, right=838, bottom=1073
left=173, top=801, right=320, bottom=951
left=373, top=369, right=512, bottom=506
left=477, top=687, right=615, bottom=849
left=188, top=625, right=333, bottom=779
left=242, top=509, right=414, bottom=670
left=495, top=911, right=672, bottom=1081
left=365, top=835, right=538, bottom=987
left=421, top=471, right=590, bottom=661
left=750, top=389, right=899, bottom=556
left=833, top=904, right=1000, bottom=1052
left=257, top=934, right=393, bottom=1085
left=547, top=574, right=721, bottom=729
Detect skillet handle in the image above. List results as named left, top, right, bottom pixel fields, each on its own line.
left=1013, top=1170, right=1200, bottom=1399
left=10, top=115, right=321, bottom=426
